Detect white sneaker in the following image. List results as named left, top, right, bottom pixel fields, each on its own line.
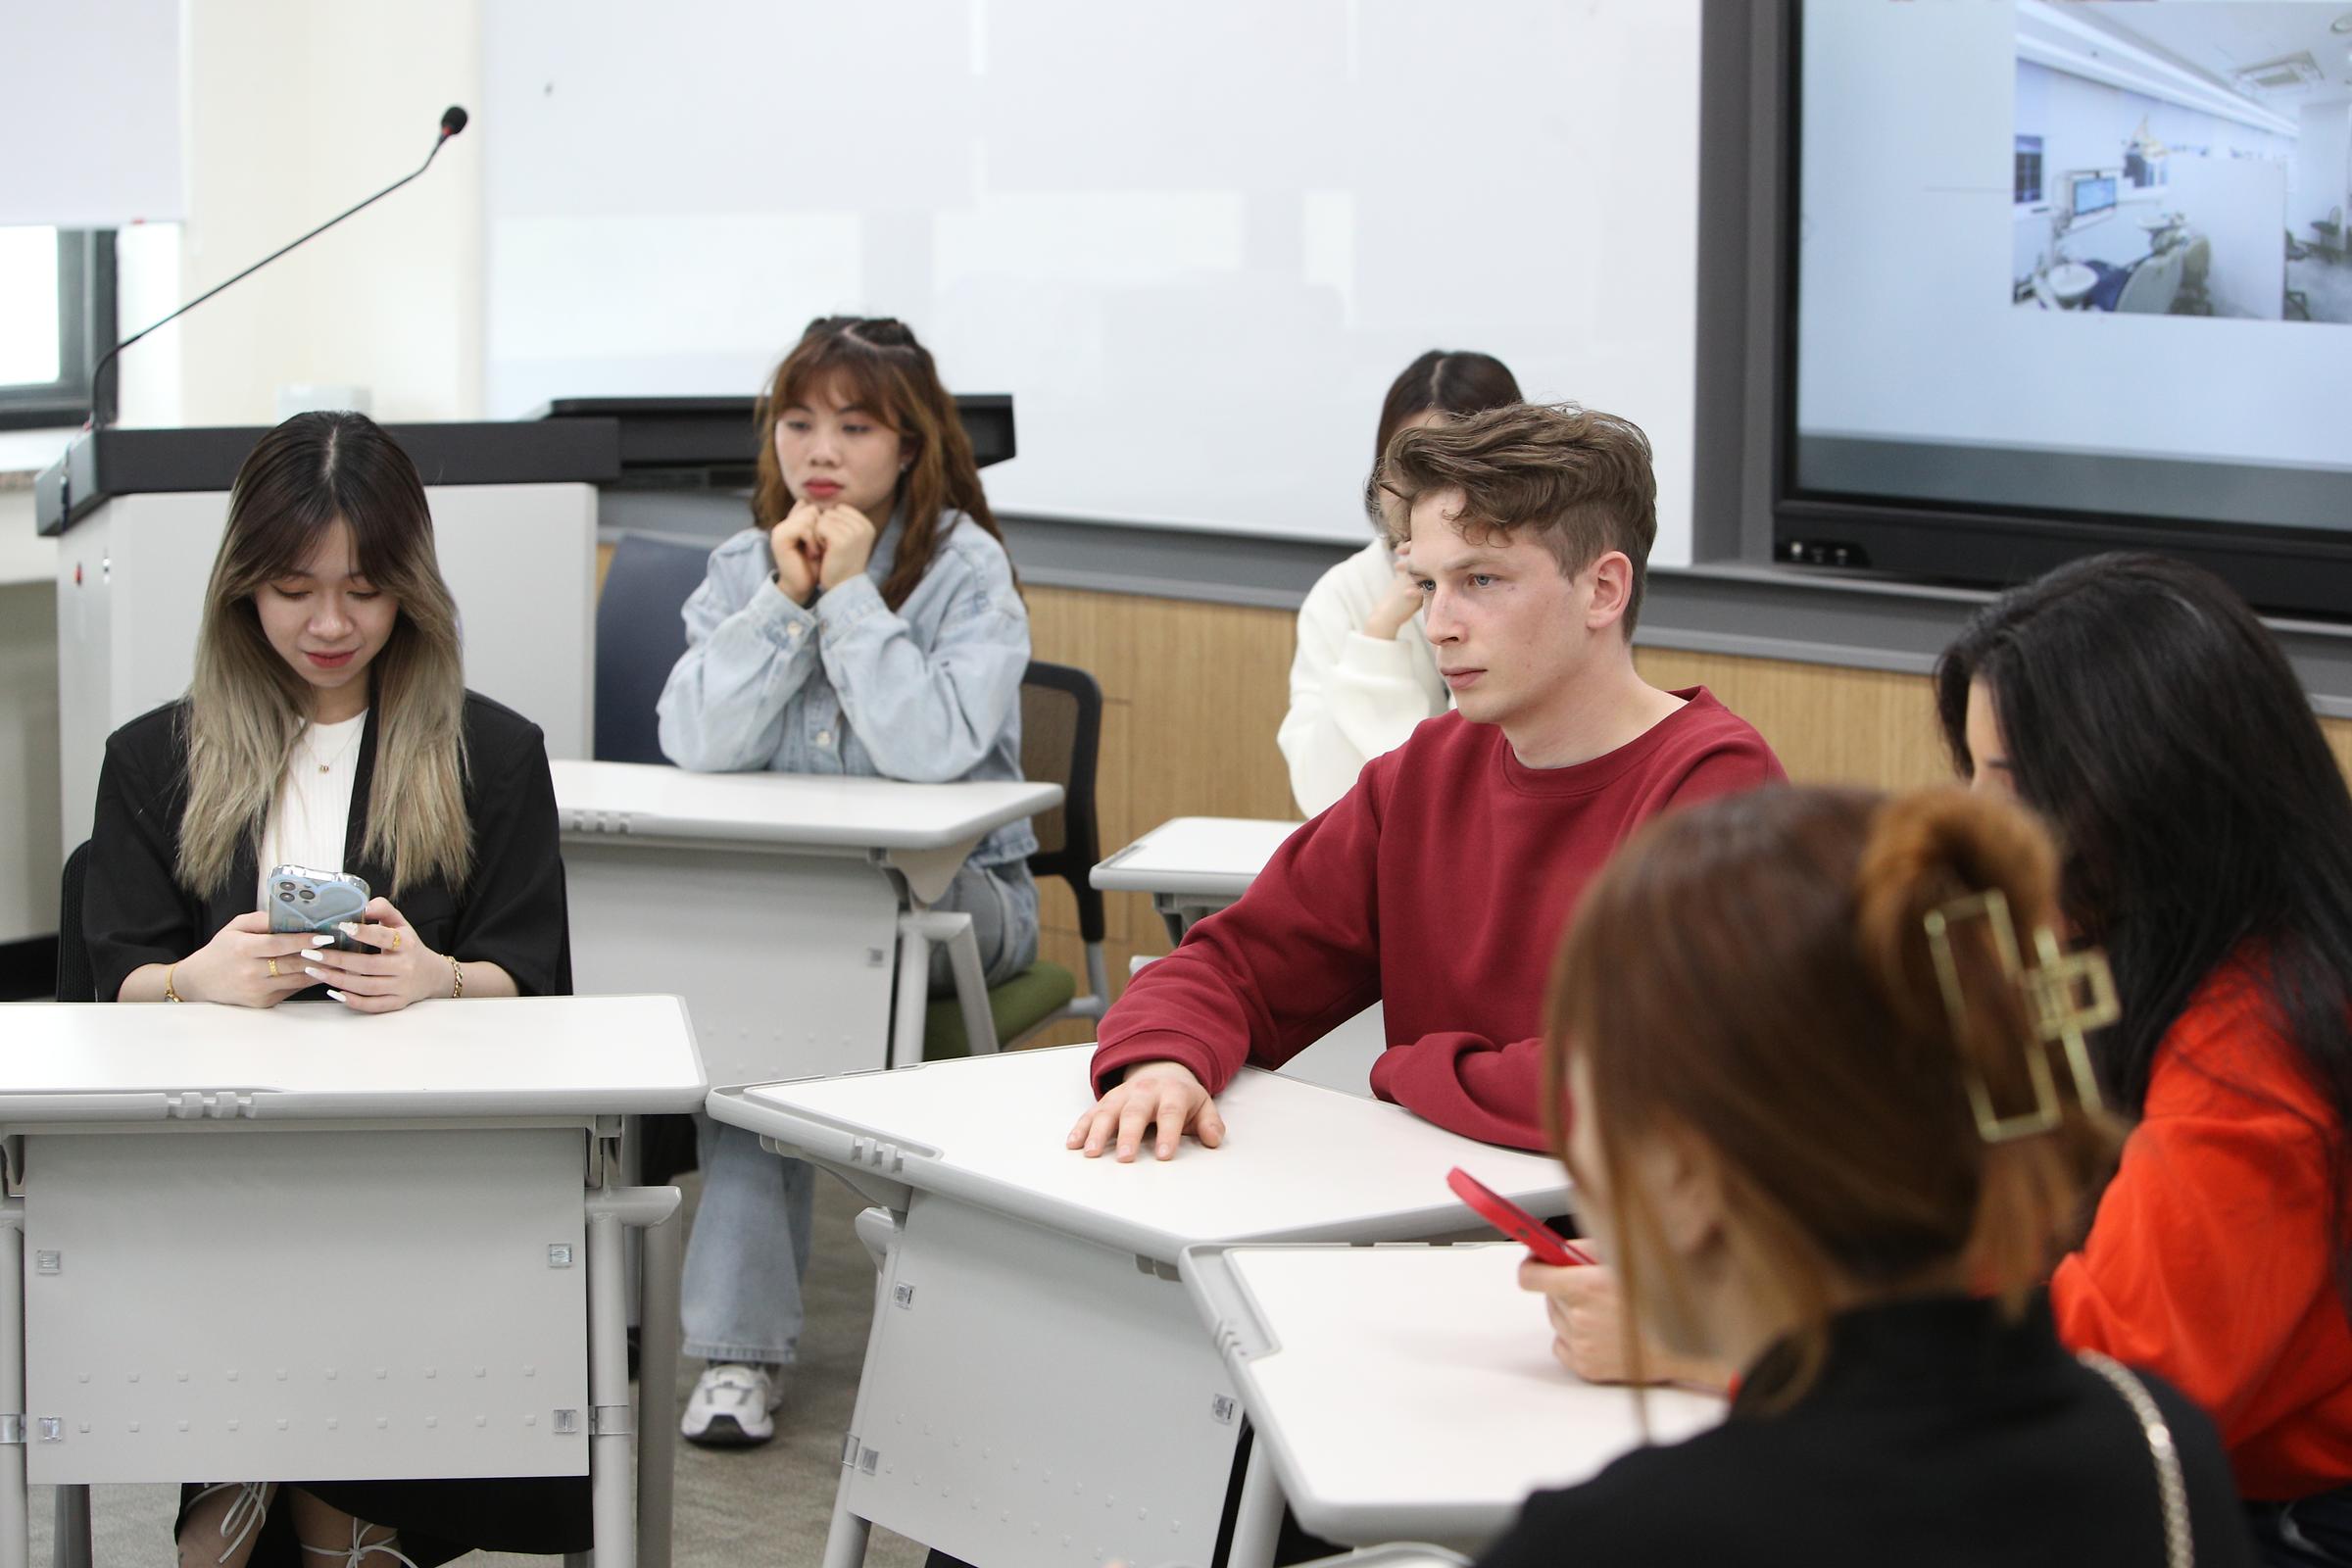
left=681, top=1362, right=782, bottom=1446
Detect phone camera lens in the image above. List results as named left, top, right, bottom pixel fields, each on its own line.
left=277, top=881, right=295, bottom=892
left=277, top=891, right=295, bottom=902
left=297, top=888, right=316, bottom=901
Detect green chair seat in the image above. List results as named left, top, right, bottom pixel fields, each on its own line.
left=923, top=960, right=1080, bottom=1059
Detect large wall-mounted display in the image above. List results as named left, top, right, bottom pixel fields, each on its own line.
left=1780, top=0, right=2352, bottom=615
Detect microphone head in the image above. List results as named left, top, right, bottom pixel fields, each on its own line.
left=440, top=106, right=469, bottom=138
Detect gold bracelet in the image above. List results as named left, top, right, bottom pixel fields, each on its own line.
left=447, top=955, right=464, bottom=1000
left=164, top=962, right=181, bottom=1003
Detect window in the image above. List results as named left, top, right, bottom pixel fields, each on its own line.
left=0, top=227, right=116, bottom=430
left=2014, top=135, right=2044, bottom=206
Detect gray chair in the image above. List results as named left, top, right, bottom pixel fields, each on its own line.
left=593, top=531, right=715, bottom=764
left=920, top=661, right=1110, bottom=1057
left=2174, top=235, right=2213, bottom=315
left=2115, top=248, right=2183, bottom=315
left=2312, top=206, right=2344, bottom=263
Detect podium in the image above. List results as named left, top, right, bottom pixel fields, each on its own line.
left=34, top=420, right=618, bottom=857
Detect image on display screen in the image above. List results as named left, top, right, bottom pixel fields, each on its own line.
left=1791, top=0, right=2352, bottom=573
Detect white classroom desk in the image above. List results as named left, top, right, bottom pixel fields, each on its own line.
left=1181, top=1243, right=1724, bottom=1553
left=0, top=995, right=708, bottom=1568
left=551, top=759, right=1060, bottom=1088
left=709, top=1044, right=1570, bottom=1568
left=1091, top=815, right=1301, bottom=946
left=1093, top=815, right=1385, bottom=1097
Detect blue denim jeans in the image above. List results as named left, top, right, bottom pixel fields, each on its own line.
left=679, top=860, right=1039, bottom=1365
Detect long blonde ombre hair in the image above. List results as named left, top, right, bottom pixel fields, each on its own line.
left=177, top=412, right=472, bottom=898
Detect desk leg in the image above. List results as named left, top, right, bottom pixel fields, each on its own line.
left=1227, top=1432, right=1286, bottom=1568
left=818, top=1484, right=874, bottom=1568
left=0, top=1197, right=24, bottom=1568
left=818, top=1207, right=901, bottom=1568
left=586, top=1200, right=635, bottom=1568
left=635, top=1204, right=682, bottom=1568
left=52, top=1487, right=91, bottom=1568
left=895, top=908, right=996, bottom=1065
left=892, top=916, right=934, bottom=1070
left=585, top=1188, right=682, bottom=1568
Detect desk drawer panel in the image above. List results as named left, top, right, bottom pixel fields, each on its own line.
left=25, top=1127, right=590, bottom=1485
left=844, top=1197, right=1243, bottom=1568
left=564, top=842, right=898, bottom=1089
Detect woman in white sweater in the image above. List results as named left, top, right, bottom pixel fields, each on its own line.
left=1278, top=349, right=1523, bottom=814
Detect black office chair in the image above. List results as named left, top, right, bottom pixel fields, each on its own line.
left=922, top=662, right=1109, bottom=1056
left=57, top=840, right=94, bottom=1003
left=593, top=531, right=717, bottom=764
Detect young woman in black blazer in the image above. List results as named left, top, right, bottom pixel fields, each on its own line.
left=1475, top=786, right=2253, bottom=1568
left=78, top=412, right=578, bottom=1568
left=86, top=413, right=567, bottom=1014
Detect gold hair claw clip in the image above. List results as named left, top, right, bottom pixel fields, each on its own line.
left=1925, top=889, right=2117, bottom=1144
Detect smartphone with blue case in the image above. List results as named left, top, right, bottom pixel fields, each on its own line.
left=265, top=863, right=371, bottom=951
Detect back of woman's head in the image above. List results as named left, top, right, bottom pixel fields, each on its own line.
left=752, top=316, right=1006, bottom=611
left=1935, top=553, right=2352, bottom=1112
left=182, top=412, right=469, bottom=897
left=1549, top=785, right=2117, bottom=1403
left=1363, top=349, right=1522, bottom=528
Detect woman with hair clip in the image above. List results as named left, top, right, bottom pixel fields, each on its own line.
left=1277, top=348, right=1520, bottom=815
left=657, top=315, right=1034, bottom=1448
left=1476, top=785, right=2250, bottom=1567
left=80, top=412, right=577, bottom=1567
left=1937, top=554, right=2352, bottom=1564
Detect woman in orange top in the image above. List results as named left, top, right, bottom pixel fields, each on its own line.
left=1936, top=552, right=2352, bottom=1561
left=1530, top=552, right=2352, bottom=1563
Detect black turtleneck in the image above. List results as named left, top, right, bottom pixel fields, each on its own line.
left=1475, top=1294, right=2253, bottom=1568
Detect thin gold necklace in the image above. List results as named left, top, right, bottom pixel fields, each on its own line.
left=299, top=716, right=366, bottom=776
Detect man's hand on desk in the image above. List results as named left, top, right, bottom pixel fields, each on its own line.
left=1067, top=1060, right=1226, bottom=1162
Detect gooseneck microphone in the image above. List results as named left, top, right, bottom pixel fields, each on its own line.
left=86, top=106, right=471, bottom=429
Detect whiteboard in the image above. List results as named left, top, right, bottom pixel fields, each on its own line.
left=0, top=0, right=182, bottom=225
left=483, top=0, right=1701, bottom=556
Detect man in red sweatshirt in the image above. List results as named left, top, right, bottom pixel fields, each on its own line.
left=1070, top=402, right=1786, bottom=1160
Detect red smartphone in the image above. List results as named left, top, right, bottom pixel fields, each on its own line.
left=1447, top=1166, right=1595, bottom=1267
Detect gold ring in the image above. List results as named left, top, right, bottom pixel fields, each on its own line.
left=391, top=930, right=404, bottom=953
left=268, top=956, right=280, bottom=978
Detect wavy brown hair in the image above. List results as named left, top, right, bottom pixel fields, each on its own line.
left=750, top=316, right=1007, bottom=612
left=179, top=413, right=471, bottom=899
left=1380, top=401, right=1658, bottom=633
left=1544, top=786, right=2118, bottom=1409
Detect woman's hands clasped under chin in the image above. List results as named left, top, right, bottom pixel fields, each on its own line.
left=767, top=499, right=882, bottom=606
left=300, top=896, right=452, bottom=1013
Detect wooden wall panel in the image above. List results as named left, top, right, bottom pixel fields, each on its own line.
left=1023, top=585, right=1299, bottom=1046
left=1631, top=649, right=1951, bottom=791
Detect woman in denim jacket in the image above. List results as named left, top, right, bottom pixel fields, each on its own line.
left=657, top=317, right=1037, bottom=1446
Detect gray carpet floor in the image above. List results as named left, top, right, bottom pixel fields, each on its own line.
left=28, top=1167, right=929, bottom=1568
left=2287, top=253, right=2352, bottom=324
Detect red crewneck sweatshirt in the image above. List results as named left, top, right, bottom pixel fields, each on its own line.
left=1090, top=687, right=1786, bottom=1150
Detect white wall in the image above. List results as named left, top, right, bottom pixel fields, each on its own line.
left=2291, top=102, right=2352, bottom=234
left=2168, top=156, right=2286, bottom=320
left=122, top=0, right=484, bottom=427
